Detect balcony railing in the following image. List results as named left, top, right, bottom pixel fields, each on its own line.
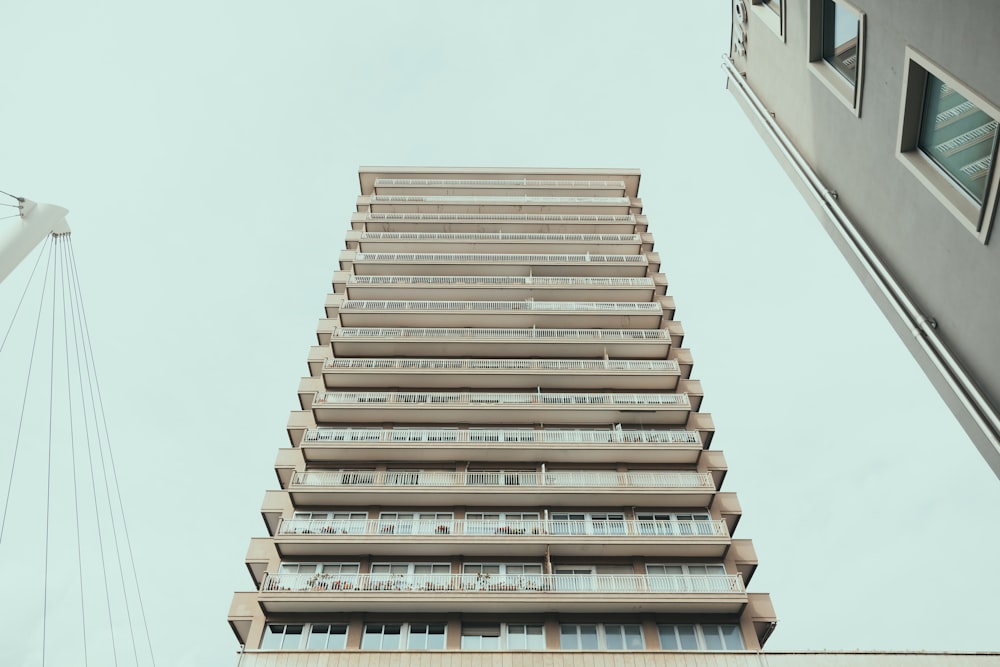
left=323, top=359, right=679, bottom=372
left=290, top=470, right=713, bottom=489
left=369, top=195, right=631, bottom=205
left=302, top=427, right=699, bottom=444
left=276, top=518, right=727, bottom=538
left=352, top=252, right=646, bottom=264
left=346, top=275, right=656, bottom=287
left=261, top=572, right=743, bottom=594
left=334, top=327, right=671, bottom=341
left=366, top=213, right=636, bottom=222
left=338, top=300, right=661, bottom=313
left=314, top=391, right=688, bottom=408
left=373, top=178, right=627, bottom=188
left=356, top=232, right=641, bottom=242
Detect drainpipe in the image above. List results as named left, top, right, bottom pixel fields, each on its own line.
left=722, top=56, right=1000, bottom=465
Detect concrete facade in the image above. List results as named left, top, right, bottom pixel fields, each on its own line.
left=727, top=1, right=1000, bottom=476
left=228, top=168, right=777, bottom=660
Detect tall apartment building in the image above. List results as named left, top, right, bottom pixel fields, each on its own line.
left=227, top=167, right=777, bottom=663
left=726, top=1, right=1000, bottom=477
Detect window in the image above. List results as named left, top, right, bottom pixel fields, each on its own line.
left=377, top=511, right=453, bottom=534
left=465, top=511, right=541, bottom=535
left=260, top=623, right=348, bottom=650
left=361, top=622, right=445, bottom=650
left=646, top=563, right=732, bottom=592
left=658, top=623, right=744, bottom=650
left=550, top=512, right=626, bottom=535
left=636, top=511, right=715, bottom=535
left=750, top=0, right=785, bottom=39
left=808, top=0, right=865, bottom=114
left=276, top=562, right=360, bottom=591
left=464, top=563, right=544, bottom=591
left=559, top=623, right=643, bottom=650
left=461, top=623, right=545, bottom=650
left=289, top=511, right=367, bottom=534
left=897, top=47, right=1000, bottom=240
left=369, top=562, right=450, bottom=590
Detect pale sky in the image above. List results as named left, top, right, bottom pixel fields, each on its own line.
left=2, top=2, right=999, bottom=666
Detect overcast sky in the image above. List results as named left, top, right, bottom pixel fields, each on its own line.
left=2, top=2, right=999, bottom=666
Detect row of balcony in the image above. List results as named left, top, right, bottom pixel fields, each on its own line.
left=344, top=231, right=652, bottom=254
left=328, top=299, right=667, bottom=329
left=359, top=195, right=639, bottom=218
left=321, top=325, right=681, bottom=359
left=289, top=426, right=714, bottom=463
left=371, top=178, right=629, bottom=198
left=353, top=212, right=644, bottom=234
left=307, top=390, right=698, bottom=425
left=262, top=518, right=734, bottom=559
left=278, top=518, right=727, bottom=538
left=334, top=273, right=667, bottom=304
left=255, top=572, right=744, bottom=614
left=283, top=469, right=717, bottom=507
left=342, top=251, right=656, bottom=279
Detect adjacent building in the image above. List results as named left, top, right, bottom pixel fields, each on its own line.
left=726, top=0, right=1000, bottom=476
left=227, top=167, right=778, bottom=662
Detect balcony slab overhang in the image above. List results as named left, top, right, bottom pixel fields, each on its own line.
left=257, top=590, right=745, bottom=615
left=286, top=486, right=715, bottom=508
left=273, top=533, right=730, bottom=559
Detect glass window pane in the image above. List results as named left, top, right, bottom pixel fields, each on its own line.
left=260, top=624, right=285, bottom=650
left=822, top=0, right=859, bottom=84
left=579, top=625, right=599, bottom=650
left=605, top=625, right=625, bottom=650
left=658, top=625, right=679, bottom=650
left=559, top=624, right=580, bottom=649
left=722, top=624, right=745, bottom=649
left=677, top=624, right=699, bottom=650
left=623, top=625, right=644, bottom=650
left=702, top=624, right=724, bottom=650
left=919, top=75, right=998, bottom=204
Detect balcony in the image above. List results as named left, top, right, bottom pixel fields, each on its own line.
left=320, top=358, right=682, bottom=391
left=352, top=212, right=644, bottom=234
left=335, top=274, right=668, bottom=302
left=328, top=326, right=677, bottom=359
left=344, top=231, right=649, bottom=254
left=341, top=251, right=655, bottom=277
left=330, top=299, right=664, bottom=328
left=257, top=572, right=745, bottom=614
left=286, top=469, right=716, bottom=507
left=310, top=390, right=695, bottom=424
left=358, top=194, right=639, bottom=216
left=272, top=517, right=730, bottom=559
left=298, top=426, right=704, bottom=464
left=370, top=177, right=628, bottom=197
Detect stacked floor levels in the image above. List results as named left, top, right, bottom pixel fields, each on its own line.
left=228, top=167, right=776, bottom=659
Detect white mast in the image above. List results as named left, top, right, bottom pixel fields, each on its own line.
left=0, top=198, right=70, bottom=284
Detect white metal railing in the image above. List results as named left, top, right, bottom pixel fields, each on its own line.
left=302, top=427, right=699, bottom=445
left=276, top=518, right=727, bottom=538
left=323, top=358, right=679, bottom=372
left=352, top=252, right=647, bottom=264
left=369, top=195, right=631, bottom=204
left=314, top=391, right=689, bottom=408
left=345, top=275, right=656, bottom=287
left=338, top=300, right=661, bottom=313
left=357, top=232, right=640, bottom=242
left=261, top=572, right=742, bottom=594
left=366, top=213, right=636, bottom=222
left=373, top=178, right=626, bottom=188
left=290, top=470, right=712, bottom=489
left=334, top=327, right=671, bottom=340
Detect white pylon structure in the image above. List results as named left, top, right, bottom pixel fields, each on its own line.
left=0, top=198, right=71, bottom=285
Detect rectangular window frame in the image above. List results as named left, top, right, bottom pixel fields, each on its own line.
left=807, top=0, right=866, bottom=116
left=897, top=47, right=1000, bottom=242
left=559, top=622, right=644, bottom=650
left=750, top=0, right=786, bottom=41
left=658, top=623, right=744, bottom=651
